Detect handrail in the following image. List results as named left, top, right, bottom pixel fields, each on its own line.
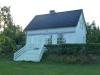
left=14, top=46, right=26, bottom=60
left=14, top=44, right=35, bottom=60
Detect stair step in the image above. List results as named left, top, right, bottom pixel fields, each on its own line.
left=14, top=50, right=43, bottom=62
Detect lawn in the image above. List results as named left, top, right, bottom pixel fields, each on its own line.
left=0, top=59, right=100, bottom=75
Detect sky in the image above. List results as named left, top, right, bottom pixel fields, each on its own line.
left=0, top=0, right=100, bottom=29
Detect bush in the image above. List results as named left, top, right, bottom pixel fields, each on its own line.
left=44, top=44, right=100, bottom=55
left=43, top=44, right=100, bottom=64
left=0, top=35, right=16, bottom=55
left=86, top=43, right=100, bottom=54
left=42, top=54, right=100, bottom=64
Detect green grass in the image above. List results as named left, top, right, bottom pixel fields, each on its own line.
left=0, top=59, right=100, bottom=75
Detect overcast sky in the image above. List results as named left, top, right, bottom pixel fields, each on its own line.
left=0, top=0, right=100, bottom=29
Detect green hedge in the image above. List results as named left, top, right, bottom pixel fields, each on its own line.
left=44, top=44, right=100, bottom=55
left=86, top=44, right=100, bottom=54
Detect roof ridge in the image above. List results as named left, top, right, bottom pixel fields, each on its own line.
left=36, top=9, right=83, bottom=16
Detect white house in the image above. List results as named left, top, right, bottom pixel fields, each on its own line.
left=14, top=9, right=87, bottom=62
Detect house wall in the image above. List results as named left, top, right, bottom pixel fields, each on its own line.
left=75, top=13, right=87, bottom=43
left=26, top=27, right=76, bottom=47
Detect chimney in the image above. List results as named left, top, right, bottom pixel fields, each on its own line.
left=49, top=10, right=55, bottom=14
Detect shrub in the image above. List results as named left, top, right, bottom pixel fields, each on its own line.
left=86, top=43, right=100, bottom=54
left=0, top=35, right=16, bottom=56
left=42, top=54, right=100, bottom=64
left=44, top=44, right=100, bottom=55
left=43, top=44, right=100, bottom=64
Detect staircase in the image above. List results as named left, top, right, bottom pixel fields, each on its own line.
left=14, top=43, right=46, bottom=62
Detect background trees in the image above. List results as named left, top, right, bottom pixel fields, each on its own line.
left=86, top=21, right=100, bottom=43
left=0, top=6, right=25, bottom=57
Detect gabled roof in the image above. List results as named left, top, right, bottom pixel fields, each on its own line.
left=25, top=9, right=83, bottom=31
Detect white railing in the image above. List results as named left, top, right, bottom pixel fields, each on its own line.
left=14, top=46, right=26, bottom=60
left=14, top=44, right=35, bottom=60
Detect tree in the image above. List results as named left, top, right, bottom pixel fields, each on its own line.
left=86, top=20, right=100, bottom=43
left=0, top=6, right=25, bottom=57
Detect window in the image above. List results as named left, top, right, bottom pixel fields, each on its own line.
left=46, top=35, right=52, bottom=45
left=57, top=34, right=66, bottom=44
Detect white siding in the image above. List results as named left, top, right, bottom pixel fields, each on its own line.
left=27, top=27, right=75, bottom=35
left=75, top=13, right=87, bottom=43
left=26, top=35, right=49, bottom=47
left=64, top=33, right=77, bottom=43
left=26, top=27, right=76, bottom=45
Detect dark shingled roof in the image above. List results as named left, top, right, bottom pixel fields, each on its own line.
left=25, top=9, right=83, bottom=31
